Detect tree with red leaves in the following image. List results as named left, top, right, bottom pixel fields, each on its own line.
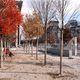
left=0, top=0, right=22, bottom=35
left=0, top=0, right=22, bottom=68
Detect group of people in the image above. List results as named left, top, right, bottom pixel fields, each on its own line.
left=3, top=48, right=14, bottom=61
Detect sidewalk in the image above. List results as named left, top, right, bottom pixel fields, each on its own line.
left=69, top=56, right=80, bottom=60
left=0, top=49, right=80, bottom=80
left=10, top=47, right=43, bottom=54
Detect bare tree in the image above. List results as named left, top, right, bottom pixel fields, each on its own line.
left=30, top=0, right=56, bottom=65
left=29, top=0, right=80, bottom=74
left=54, top=0, right=80, bottom=75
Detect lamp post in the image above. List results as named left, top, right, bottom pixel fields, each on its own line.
left=16, top=0, right=23, bottom=47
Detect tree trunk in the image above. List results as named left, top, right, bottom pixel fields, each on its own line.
left=31, top=39, right=33, bottom=56
left=28, top=41, right=31, bottom=54
left=23, top=41, right=26, bottom=53
left=1, top=38, right=3, bottom=67
left=25, top=41, right=28, bottom=54
left=0, top=36, right=3, bottom=68
left=0, top=39, right=1, bottom=68
left=44, top=26, right=47, bottom=65
left=36, top=38, right=38, bottom=60
left=60, top=0, right=64, bottom=75
left=26, top=43, right=27, bottom=53
left=4, top=38, right=7, bottom=48
left=6, top=38, right=7, bottom=48
left=60, top=30, right=64, bottom=75
left=18, top=26, right=20, bottom=47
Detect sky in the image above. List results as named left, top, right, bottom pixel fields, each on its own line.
left=21, top=0, right=32, bottom=15
left=19, top=0, right=80, bottom=40
left=21, top=0, right=80, bottom=13
left=21, top=0, right=80, bottom=22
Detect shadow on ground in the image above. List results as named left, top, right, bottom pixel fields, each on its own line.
left=47, top=72, right=78, bottom=79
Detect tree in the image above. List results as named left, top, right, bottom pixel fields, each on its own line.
left=0, top=0, right=22, bottom=68
left=0, top=0, right=22, bottom=47
left=31, top=0, right=56, bottom=65
left=23, top=12, right=44, bottom=57
left=47, top=33, right=56, bottom=44
left=63, top=28, right=72, bottom=44
left=0, top=0, right=22, bottom=35
left=53, top=0, right=80, bottom=74
left=30, top=0, right=80, bottom=74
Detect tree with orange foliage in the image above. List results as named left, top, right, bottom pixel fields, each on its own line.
left=23, top=12, right=44, bottom=58
left=24, top=12, right=44, bottom=39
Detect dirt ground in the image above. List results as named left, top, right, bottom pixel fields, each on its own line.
left=0, top=52, right=80, bottom=80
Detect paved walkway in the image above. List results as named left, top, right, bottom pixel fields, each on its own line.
left=10, top=47, right=43, bottom=54
left=0, top=48, right=80, bottom=80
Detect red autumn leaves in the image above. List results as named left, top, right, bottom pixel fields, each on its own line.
left=0, top=0, right=22, bottom=35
